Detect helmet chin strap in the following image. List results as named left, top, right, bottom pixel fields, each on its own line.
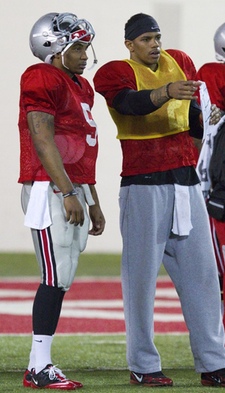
left=61, top=52, right=70, bottom=70
left=87, top=43, right=98, bottom=70
left=60, top=43, right=73, bottom=70
left=215, top=52, right=225, bottom=63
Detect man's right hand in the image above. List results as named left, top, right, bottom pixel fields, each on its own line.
left=167, top=80, right=202, bottom=101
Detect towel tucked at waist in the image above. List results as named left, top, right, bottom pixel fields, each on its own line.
left=172, top=184, right=193, bottom=236
left=24, top=181, right=51, bottom=230
left=24, top=182, right=95, bottom=230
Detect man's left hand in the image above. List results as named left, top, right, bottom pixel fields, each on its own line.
left=209, top=104, right=222, bottom=125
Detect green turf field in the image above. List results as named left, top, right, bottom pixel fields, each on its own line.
left=0, top=252, right=123, bottom=277
left=0, top=253, right=218, bottom=392
left=1, top=334, right=206, bottom=393
left=0, top=252, right=168, bottom=277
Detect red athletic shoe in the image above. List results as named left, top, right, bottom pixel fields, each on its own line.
left=201, top=368, right=225, bottom=387
left=23, top=369, right=33, bottom=387
left=130, top=371, right=173, bottom=387
left=23, top=365, right=83, bottom=389
left=54, top=366, right=83, bottom=389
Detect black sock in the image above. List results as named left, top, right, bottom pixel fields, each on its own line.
left=33, top=283, right=65, bottom=335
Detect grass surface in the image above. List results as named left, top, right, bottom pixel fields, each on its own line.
left=0, top=254, right=207, bottom=392
left=0, top=252, right=167, bottom=277
left=0, top=334, right=212, bottom=393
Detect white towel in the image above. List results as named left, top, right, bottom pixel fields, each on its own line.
left=172, top=184, right=193, bottom=236
left=196, top=116, right=225, bottom=199
left=24, top=181, right=52, bottom=230
left=24, top=182, right=95, bottom=230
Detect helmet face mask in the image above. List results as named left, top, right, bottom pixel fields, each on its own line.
left=29, top=12, right=95, bottom=63
left=214, top=22, right=225, bottom=63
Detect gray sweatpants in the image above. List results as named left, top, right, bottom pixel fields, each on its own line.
left=119, top=183, right=225, bottom=374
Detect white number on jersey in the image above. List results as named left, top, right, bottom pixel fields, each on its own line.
left=81, top=103, right=98, bottom=147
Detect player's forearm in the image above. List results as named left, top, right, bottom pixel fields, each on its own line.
left=89, top=184, right=101, bottom=206
left=150, top=85, right=171, bottom=107
left=35, top=143, right=75, bottom=194
left=27, top=111, right=75, bottom=194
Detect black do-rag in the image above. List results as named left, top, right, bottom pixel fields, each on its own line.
left=125, top=13, right=160, bottom=40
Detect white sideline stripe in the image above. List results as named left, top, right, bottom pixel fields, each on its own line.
left=0, top=299, right=184, bottom=322
left=0, top=289, right=35, bottom=297
left=0, top=299, right=182, bottom=310
left=156, top=288, right=178, bottom=298
left=62, top=299, right=181, bottom=308
left=0, top=287, right=178, bottom=299
left=155, top=300, right=181, bottom=307
left=63, top=300, right=123, bottom=307
left=0, top=295, right=181, bottom=308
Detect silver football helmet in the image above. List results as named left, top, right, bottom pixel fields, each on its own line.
left=29, top=12, right=96, bottom=64
left=214, top=22, right=225, bottom=62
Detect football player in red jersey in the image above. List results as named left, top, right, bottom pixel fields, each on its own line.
left=196, top=23, right=225, bottom=327
left=94, top=12, right=225, bottom=388
left=18, top=12, right=105, bottom=390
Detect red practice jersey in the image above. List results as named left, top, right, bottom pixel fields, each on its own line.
left=18, top=63, right=98, bottom=184
left=94, top=49, right=197, bottom=177
left=196, top=62, right=225, bottom=111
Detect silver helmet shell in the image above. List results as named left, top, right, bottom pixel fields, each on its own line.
left=214, top=22, right=225, bottom=62
left=29, top=12, right=95, bottom=63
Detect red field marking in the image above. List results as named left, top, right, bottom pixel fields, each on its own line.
left=0, top=277, right=188, bottom=334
